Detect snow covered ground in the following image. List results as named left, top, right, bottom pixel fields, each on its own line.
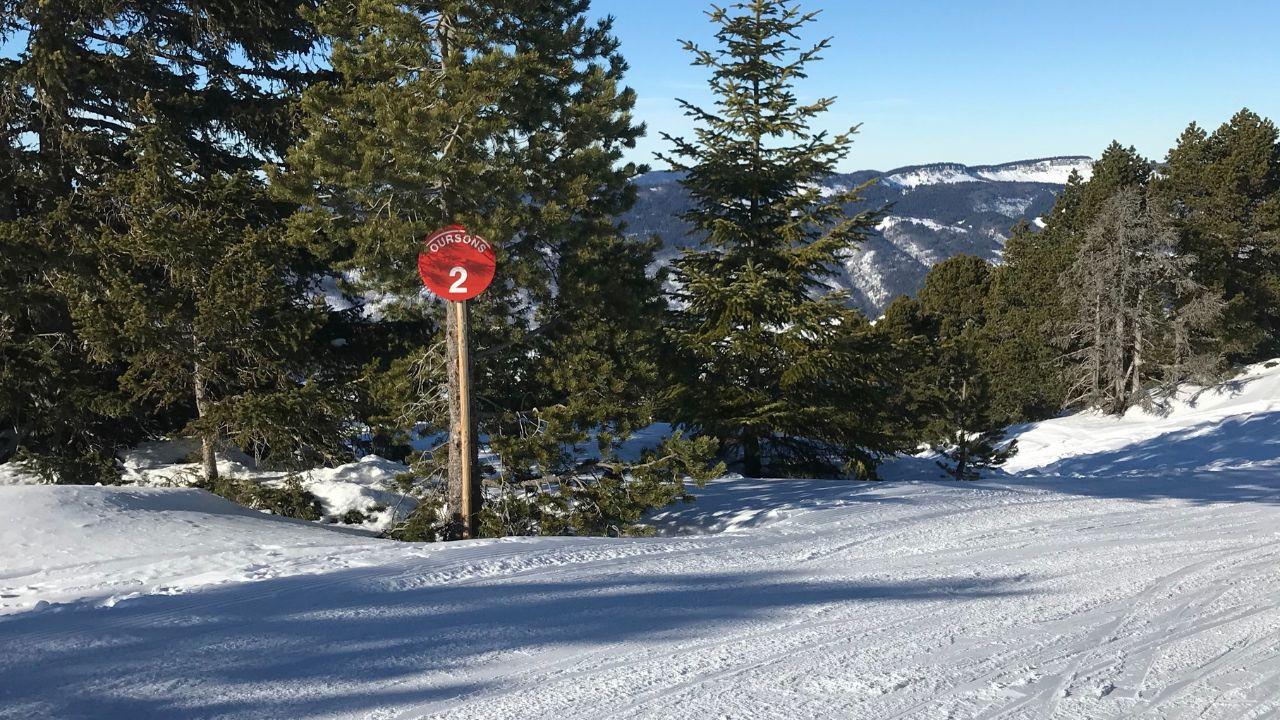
left=0, top=439, right=423, bottom=535
left=2, top=361, right=1279, bottom=719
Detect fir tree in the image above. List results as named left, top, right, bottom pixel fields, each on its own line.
left=930, top=332, right=1017, bottom=482
left=0, top=0, right=324, bottom=481
left=659, top=0, right=901, bottom=478
left=1156, top=110, right=1280, bottom=361
left=63, top=121, right=347, bottom=482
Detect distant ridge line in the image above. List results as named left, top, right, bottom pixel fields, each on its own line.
left=878, top=155, right=1092, bottom=175
left=642, top=156, right=1094, bottom=184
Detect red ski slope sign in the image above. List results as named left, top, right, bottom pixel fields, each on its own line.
left=418, top=225, right=496, bottom=301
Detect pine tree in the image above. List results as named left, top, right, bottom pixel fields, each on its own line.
left=876, top=256, right=994, bottom=448
left=1055, top=187, right=1221, bottom=414
left=878, top=259, right=1014, bottom=474
left=659, top=0, right=901, bottom=478
left=1076, top=142, right=1153, bottom=221
left=0, top=218, right=132, bottom=482
left=274, top=0, right=717, bottom=539
left=0, top=0, right=323, bottom=481
left=982, top=219, right=1072, bottom=424
left=930, top=333, right=1017, bottom=482
left=984, top=143, right=1153, bottom=423
left=1156, top=110, right=1280, bottom=361
left=62, top=120, right=347, bottom=483
left=916, top=255, right=992, bottom=337
left=875, top=295, right=943, bottom=448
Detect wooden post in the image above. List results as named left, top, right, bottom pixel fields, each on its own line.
left=446, top=298, right=477, bottom=538
left=422, top=223, right=492, bottom=541
left=456, top=299, right=475, bottom=537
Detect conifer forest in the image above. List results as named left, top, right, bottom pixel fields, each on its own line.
left=2, top=2, right=1280, bottom=718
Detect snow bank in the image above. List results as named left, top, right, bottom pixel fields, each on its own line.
left=0, top=485, right=404, bottom=614
left=0, top=420, right=677, bottom=537
left=1005, top=359, right=1280, bottom=475
left=118, top=441, right=417, bottom=532
left=301, top=455, right=417, bottom=529
left=0, top=462, right=39, bottom=486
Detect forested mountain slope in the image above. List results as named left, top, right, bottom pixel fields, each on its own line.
left=626, top=157, right=1093, bottom=315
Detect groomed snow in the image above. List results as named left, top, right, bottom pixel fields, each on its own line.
left=2, top=361, right=1279, bottom=719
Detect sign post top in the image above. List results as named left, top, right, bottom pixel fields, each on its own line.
left=418, top=225, right=496, bottom=302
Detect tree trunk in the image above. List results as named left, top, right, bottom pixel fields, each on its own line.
left=1112, top=304, right=1127, bottom=414
left=1130, top=288, right=1145, bottom=397
left=0, top=426, right=17, bottom=464
left=446, top=300, right=479, bottom=538
left=1091, top=290, right=1103, bottom=398
left=193, top=360, right=218, bottom=483
left=741, top=433, right=762, bottom=477
left=1172, top=315, right=1187, bottom=378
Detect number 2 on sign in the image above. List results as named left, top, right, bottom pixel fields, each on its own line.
left=449, top=267, right=468, bottom=294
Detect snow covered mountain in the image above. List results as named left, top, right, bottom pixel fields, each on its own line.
left=881, top=157, right=1094, bottom=188
left=625, top=156, right=1094, bottom=316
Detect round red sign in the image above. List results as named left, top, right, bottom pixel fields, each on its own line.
left=417, top=225, right=496, bottom=301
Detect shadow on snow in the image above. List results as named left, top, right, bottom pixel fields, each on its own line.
left=0, top=566, right=1023, bottom=719
left=1007, top=410, right=1280, bottom=505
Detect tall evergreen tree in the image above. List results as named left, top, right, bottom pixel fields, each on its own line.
left=1156, top=109, right=1280, bottom=361
left=63, top=120, right=347, bottom=482
left=982, top=219, right=1072, bottom=424
left=274, top=0, right=717, bottom=539
left=878, top=257, right=1013, bottom=475
left=659, top=0, right=901, bottom=478
left=0, top=0, right=324, bottom=481
left=878, top=256, right=994, bottom=446
left=874, top=295, right=939, bottom=448
left=0, top=218, right=131, bottom=481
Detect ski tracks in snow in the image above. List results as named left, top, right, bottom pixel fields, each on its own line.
left=388, top=483, right=1280, bottom=720
left=4, top=479, right=1280, bottom=719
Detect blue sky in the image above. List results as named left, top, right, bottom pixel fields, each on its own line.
left=592, top=0, right=1280, bottom=171
left=5, top=1, right=1276, bottom=171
